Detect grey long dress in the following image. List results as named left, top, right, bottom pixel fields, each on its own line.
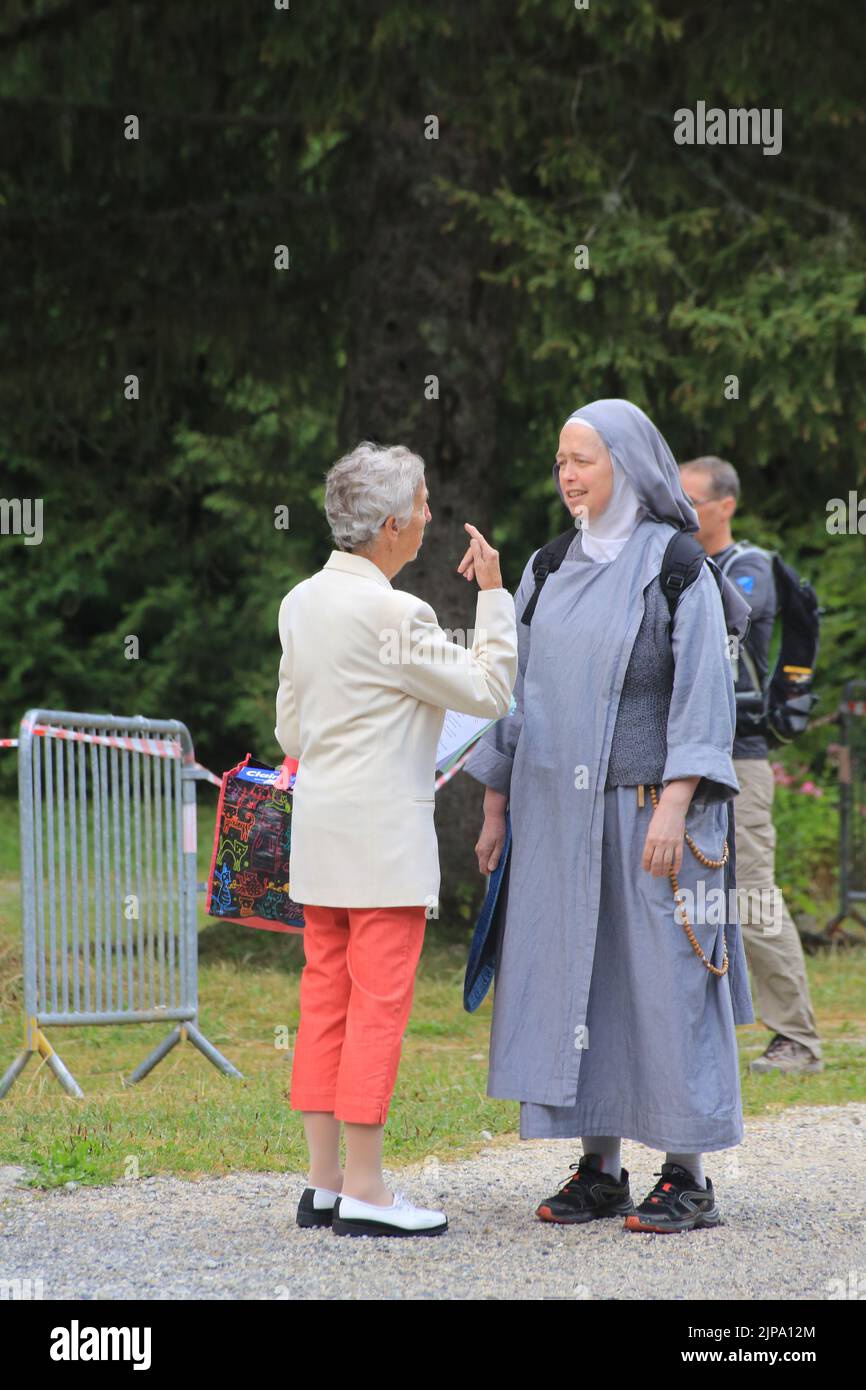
left=463, top=519, right=754, bottom=1153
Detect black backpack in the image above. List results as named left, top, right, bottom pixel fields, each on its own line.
left=520, top=525, right=747, bottom=637
left=716, top=541, right=820, bottom=746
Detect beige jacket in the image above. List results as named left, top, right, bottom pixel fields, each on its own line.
left=274, top=549, right=518, bottom=907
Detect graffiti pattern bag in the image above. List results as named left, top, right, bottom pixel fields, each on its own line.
left=206, top=753, right=305, bottom=934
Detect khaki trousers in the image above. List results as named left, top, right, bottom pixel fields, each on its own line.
left=733, top=757, right=822, bottom=1060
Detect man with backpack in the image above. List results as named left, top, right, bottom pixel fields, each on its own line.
left=679, top=455, right=823, bottom=1074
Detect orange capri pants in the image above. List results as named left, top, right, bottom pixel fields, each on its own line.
left=290, top=904, right=428, bottom=1125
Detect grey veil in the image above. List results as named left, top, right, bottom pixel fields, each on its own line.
left=554, top=398, right=700, bottom=534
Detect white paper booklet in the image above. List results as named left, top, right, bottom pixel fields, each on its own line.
left=435, top=696, right=516, bottom=774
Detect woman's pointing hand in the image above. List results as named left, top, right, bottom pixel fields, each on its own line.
left=457, top=523, right=503, bottom=590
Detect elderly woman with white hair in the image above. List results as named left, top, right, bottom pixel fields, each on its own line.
left=275, top=440, right=518, bottom=1238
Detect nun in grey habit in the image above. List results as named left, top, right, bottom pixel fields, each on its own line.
left=463, top=397, right=754, bottom=1232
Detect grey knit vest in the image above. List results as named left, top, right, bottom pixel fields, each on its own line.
left=561, top=530, right=673, bottom=788
left=604, top=577, right=674, bottom=788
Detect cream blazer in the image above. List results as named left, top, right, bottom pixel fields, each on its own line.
left=274, top=549, right=518, bottom=908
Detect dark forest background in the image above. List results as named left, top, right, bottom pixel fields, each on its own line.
left=2, top=0, right=865, bottom=918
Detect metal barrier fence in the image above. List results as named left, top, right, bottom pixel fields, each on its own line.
left=0, top=709, right=241, bottom=1098
left=826, top=679, right=866, bottom=941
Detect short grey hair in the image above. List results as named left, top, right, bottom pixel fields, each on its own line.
left=680, top=454, right=741, bottom=502
left=324, top=440, right=426, bottom=551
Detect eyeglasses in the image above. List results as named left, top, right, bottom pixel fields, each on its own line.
left=686, top=496, right=714, bottom=508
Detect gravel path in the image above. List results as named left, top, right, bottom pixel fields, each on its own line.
left=2, top=1103, right=864, bottom=1301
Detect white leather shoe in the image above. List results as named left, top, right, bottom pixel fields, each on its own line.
left=332, top=1188, right=448, bottom=1238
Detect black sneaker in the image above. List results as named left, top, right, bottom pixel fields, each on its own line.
left=296, top=1186, right=340, bottom=1229
left=625, top=1163, right=722, bottom=1233
left=536, top=1153, right=635, bottom=1224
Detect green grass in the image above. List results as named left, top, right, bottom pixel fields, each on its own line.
left=0, top=795, right=863, bottom=1189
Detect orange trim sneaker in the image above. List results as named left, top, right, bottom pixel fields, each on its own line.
left=535, top=1153, right=635, bottom=1224
left=625, top=1163, right=722, bottom=1233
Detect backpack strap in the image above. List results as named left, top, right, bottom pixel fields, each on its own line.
left=717, top=539, right=777, bottom=603
left=661, top=532, right=752, bottom=642
left=716, top=542, right=774, bottom=703
left=716, top=539, right=759, bottom=576
left=659, top=531, right=707, bottom=620
left=520, top=528, right=579, bottom=625
left=521, top=526, right=750, bottom=640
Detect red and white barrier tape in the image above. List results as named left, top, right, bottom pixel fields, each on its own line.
left=2, top=725, right=222, bottom=785
left=26, top=724, right=182, bottom=757
left=434, top=746, right=473, bottom=791
left=191, top=763, right=222, bottom=787
left=4, top=725, right=475, bottom=792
